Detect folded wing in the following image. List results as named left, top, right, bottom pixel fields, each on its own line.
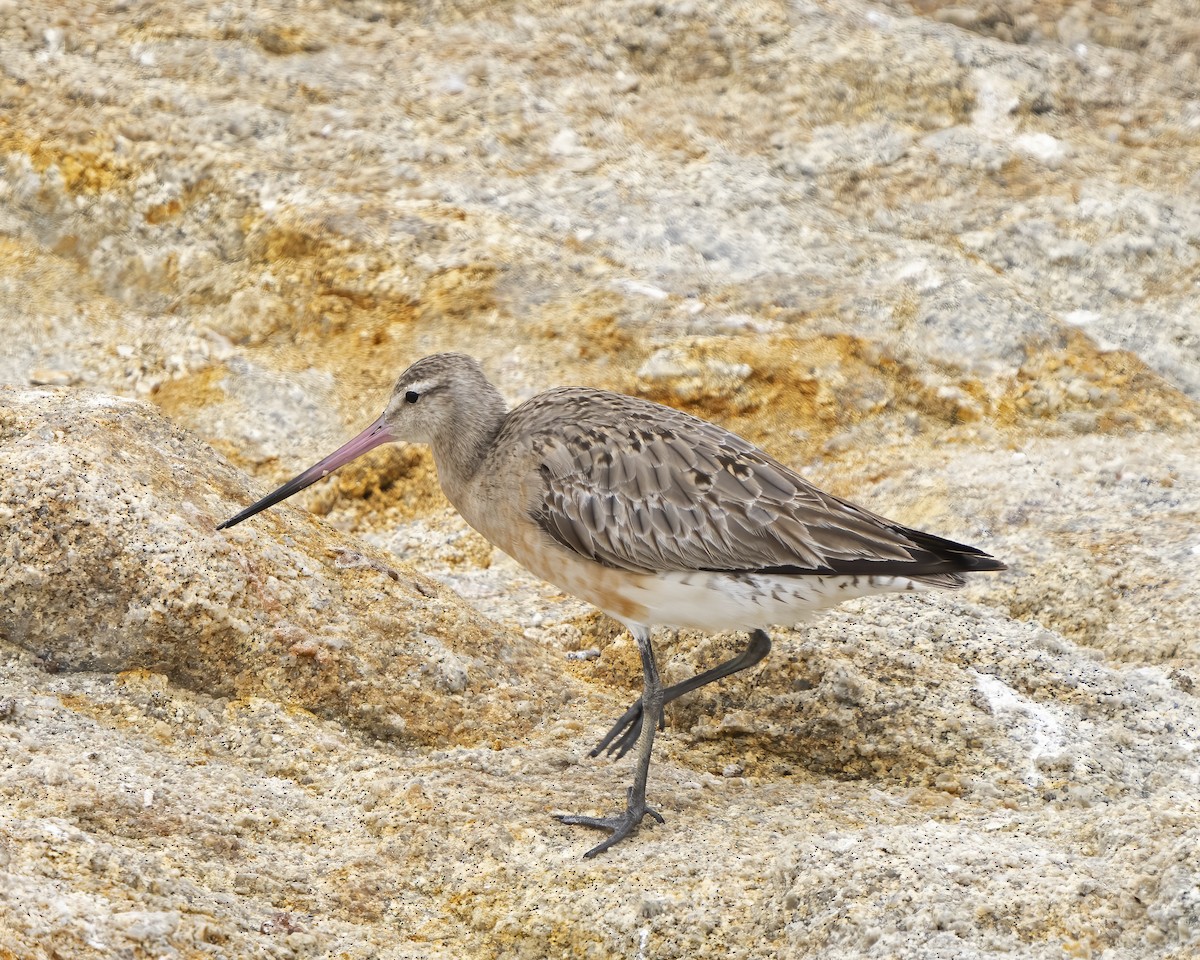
left=520, top=390, right=1003, bottom=583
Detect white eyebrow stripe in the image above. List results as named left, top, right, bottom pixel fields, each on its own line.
left=403, top=379, right=439, bottom=395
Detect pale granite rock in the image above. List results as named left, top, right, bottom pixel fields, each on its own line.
left=0, top=387, right=567, bottom=745
left=1, top=0, right=1199, bottom=957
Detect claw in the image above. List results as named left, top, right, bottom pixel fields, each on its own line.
left=556, top=790, right=665, bottom=858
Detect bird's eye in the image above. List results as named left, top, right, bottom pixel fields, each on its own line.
left=405, top=391, right=420, bottom=404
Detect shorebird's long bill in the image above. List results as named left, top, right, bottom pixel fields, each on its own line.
left=217, top=414, right=394, bottom=530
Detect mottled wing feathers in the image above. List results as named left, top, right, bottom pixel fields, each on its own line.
left=508, top=388, right=1003, bottom=581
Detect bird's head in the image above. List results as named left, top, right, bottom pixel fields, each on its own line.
left=217, top=352, right=500, bottom=530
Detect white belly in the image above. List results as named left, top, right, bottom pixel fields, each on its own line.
left=489, top=519, right=930, bottom=631
left=605, top=569, right=929, bottom=630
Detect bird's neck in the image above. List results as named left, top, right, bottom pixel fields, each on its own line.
left=429, top=384, right=507, bottom=505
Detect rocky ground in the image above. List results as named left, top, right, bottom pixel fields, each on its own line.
left=2, top=1, right=1198, bottom=957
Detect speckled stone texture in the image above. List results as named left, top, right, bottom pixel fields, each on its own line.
left=2, top=0, right=1199, bottom=957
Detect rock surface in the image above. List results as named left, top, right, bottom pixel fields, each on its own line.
left=2, top=1, right=1199, bottom=958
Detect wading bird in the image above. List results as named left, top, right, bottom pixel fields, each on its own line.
left=218, top=353, right=1005, bottom=857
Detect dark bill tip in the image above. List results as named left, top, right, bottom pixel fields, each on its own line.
left=217, top=415, right=394, bottom=531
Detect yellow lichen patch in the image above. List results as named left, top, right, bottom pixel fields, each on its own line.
left=115, top=668, right=171, bottom=692
left=1002, top=525, right=1188, bottom=660
left=144, top=198, right=183, bottom=224
left=258, top=218, right=344, bottom=264
left=56, top=691, right=103, bottom=719
left=304, top=445, right=448, bottom=526
left=222, top=216, right=471, bottom=358
left=1011, top=328, right=1197, bottom=431
left=59, top=681, right=173, bottom=747
left=628, top=41, right=972, bottom=151
left=253, top=25, right=327, bottom=55
left=237, top=212, right=424, bottom=351
left=442, top=886, right=610, bottom=958
left=562, top=615, right=642, bottom=693
left=974, top=154, right=1076, bottom=203
left=150, top=366, right=228, bottom=421
left=620, top=333, right=903, bottom=466
left=533, top=293, right=635, bottom=362
left=144, top=176, right=213, bottom=225
left=0, top=130, right=133, bottom=195
left=416, top=263, right=500, bottom=323
left=319, top=864, right=398, bottom=922
left=324, top=444, right=432, bottom=508
left=0, top=234, right=108, bottom=302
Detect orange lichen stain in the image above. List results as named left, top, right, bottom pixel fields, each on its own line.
left=571, top=306, right=636, bottom=362
left=0, top=235, right=113, bottom=310
left=971, top=154, right=1075, bottom=203
left=558, top=612, right=634, bottom=688
left=287, top=638, right=329, bottom=662
left=221, top=209, right=427, bottom=379
left=642, top=47, right=972, bottom=148
left=571, top=633, right=642, bottom=694
left=320, top=868, right=402, bottom=922
left=1061, top=937, right=1103, bottom=959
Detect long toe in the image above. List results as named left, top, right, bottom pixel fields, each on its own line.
left=591, top=700, right=666, bottom=760
left=607, top=714, right=646, bottom=759
left=555, top=805, right=665, bottom=858
left=607, top=707, right=667, bottom=760
left=590, top=701, right=643, bottom=758
left=608, top=722, right=639, bottom=760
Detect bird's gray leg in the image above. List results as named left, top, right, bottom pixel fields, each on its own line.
left=557, top=624, right=666, bottom=858
left=591, top=629, right=772, bottom=760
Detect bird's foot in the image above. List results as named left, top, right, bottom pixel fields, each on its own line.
left=589, top=701, right=664, bottom=760
left=555, top=789, right=665, bottom=858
